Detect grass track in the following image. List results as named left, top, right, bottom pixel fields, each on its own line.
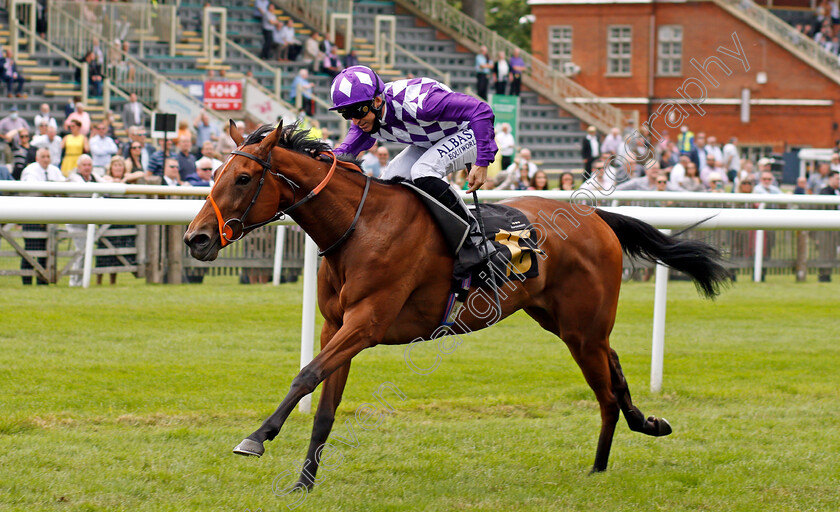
left=1, top=276, right=839, bottom=511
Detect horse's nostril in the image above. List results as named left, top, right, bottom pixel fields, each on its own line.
left=189, top=233, right=210, bottom=249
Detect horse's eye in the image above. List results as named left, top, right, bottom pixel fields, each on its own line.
left=236, top=174, right=251, bottom=186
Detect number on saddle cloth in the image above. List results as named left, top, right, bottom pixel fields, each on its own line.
left=465, top=203, right=544, bottom=287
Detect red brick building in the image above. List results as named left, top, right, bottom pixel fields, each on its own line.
left=529, top=0, right=840, bottom=153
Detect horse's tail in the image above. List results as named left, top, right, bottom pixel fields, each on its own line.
left=595, top=209, right=730, bottom=299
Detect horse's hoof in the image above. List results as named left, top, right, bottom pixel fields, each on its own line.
left=233, top=438, right=265, bottom=457
left=656, top=417, right=672, bottom=436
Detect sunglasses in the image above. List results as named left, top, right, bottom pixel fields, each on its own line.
left=199, top=167, right=213, bottom=171
left=131, top=146, right=142, bottom=149
left=337, top=102, right=372, bottom=120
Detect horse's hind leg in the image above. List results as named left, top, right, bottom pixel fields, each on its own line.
left=608, top=349, right=672, bottom=437
left=526, top=306, right=620, bottom=473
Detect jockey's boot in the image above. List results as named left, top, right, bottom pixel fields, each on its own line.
left=413, top=177, right=486, bottom=280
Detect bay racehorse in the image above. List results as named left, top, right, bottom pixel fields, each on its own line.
left=184, top=122, right=729, bottom=487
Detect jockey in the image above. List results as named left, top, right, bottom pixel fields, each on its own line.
left=330, top=65, right=498, bottom=278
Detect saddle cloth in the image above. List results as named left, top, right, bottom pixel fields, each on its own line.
left=401, top=182, right=543, bottom=287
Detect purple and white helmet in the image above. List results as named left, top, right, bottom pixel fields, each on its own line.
left=329, top=66, right=385, bottom=110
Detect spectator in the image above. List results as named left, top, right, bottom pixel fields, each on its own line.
left=176, top=120, right=193, bottom=144
left=102, top=154, right=143, bottom=184
left=124, top=139, right=147, bottom=177
left=147, top=139, right=173, bottom=178
left=259, top=3, right=277, bottom=60
left=34, top=103, right=58, bottom=130
left=19, top=148, right=64, bottom=285
left=185, top=157, right=214, bottom=186
left=162, top=157, right=187, bottom=186
left=376, top=146, right=390, bottom=176
left=706, top=171, right=726, bottom=193
left=495, top=122, right=515, bottom=169
left=95, top=159, right=139, bottom=285
left=493, top=50, right=510, bottom=95
left=290, top=68, right=315, bottom=116
left=754, top=170, right=782, bottom=194
left=122, top=92, right=147, bottom=130
left=508, top=48, right=526, bottom=96
left=581, top=159, right=615, bottom=192
left=360, top=141, right=381, bottom=177
left=174, top=136, right=197, bottom=180
left=121, top=126, right=152, bottom=169
left=7, top=127, right=37, bottom=180
left=819, top=170, right=839, bottom=196
left=276, top=19, right=301, bottom=61
left=66, top=155, right=100, bottom=286
left=689, top=132, right=707, bottom=171
left=0, top=49, right=26, bottom=97
left=705, top=135, right=723, bottom=164
left=31, top=124, right=63, bottom=168
left=528, top=170, right=549, bottom=190
left=322, top=46, right=343, bottom=79
left=474, top=45, right=492, bottom=100
left=60, top=120, right=89, bottom=176
left=617, top=162, right=679, bottom=191
left=64, top=102, right=91, bottom=135
left=90, top=37, right=105, bottom=66
left=511, top=147, right=538, bottom=179
left=199, top=140, right=224, bottom=171
left=679, top=161, right=704, bottom=192
left=600, top=127, right=622, bottom=156
left=700, top=155, right=729, bottom=189
left=303, top=32, right=323, bottom=72
left=0, top=106, right=26, bottom=164
left=495, top=156, right=532, bottom=190
left=831, top=152, right=840, bottom=172
left=89, top=122, right=119, bottom=175
left=677, top=124, right=695, bottom=153
left=654, top=174, right=676, bottom=206
left=722, top=136, right=740, bottom=183
left=63, top=95, right=79, bottom=121
left=808, top=162, right=831, bottom=194
left=86, top=51, right=104, bottom=97
left=343, top=49, right=360, bottom=68
left=0, top=164, right=11, bottom=180
left=794, top=176, right=808, bottom=195
left=581, top=126, right=600, bottom=178
left=558, top=171, right=575, bottom=191
left=193, top=110, right=220, bottom=147
left=669, top=153, right=690, bottom=185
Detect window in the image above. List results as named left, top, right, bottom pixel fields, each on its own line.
left=549, top=26, right=573, bottom=73
left=607, top=25, right=632, bottom=76
left=657, top=25, right=682, bottom=76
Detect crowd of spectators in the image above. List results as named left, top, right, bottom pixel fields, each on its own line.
left=474, top=46, right=527, bottom=100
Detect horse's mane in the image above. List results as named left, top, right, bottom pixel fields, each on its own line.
left=244, top=123, right=409, bottom=186
left=245, top=123, right=363, bottom=168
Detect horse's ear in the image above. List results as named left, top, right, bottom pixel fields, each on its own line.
left=258, top=120, right=284, bottom=152
left=229, top=119, right=244, bottom=146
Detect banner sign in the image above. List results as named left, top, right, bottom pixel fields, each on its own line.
left=204, top=80, right=243, bottom=110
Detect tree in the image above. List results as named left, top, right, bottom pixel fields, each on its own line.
left=448, top=0, right=532, bottom=50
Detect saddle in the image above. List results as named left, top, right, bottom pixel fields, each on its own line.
left=401, top=182, right=544, bottom=325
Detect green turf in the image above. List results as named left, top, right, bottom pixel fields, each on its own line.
left=1, top=276, right=838, bottom=511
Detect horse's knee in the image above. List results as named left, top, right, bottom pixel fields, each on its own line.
left=291, top=369, right=320, bottom=395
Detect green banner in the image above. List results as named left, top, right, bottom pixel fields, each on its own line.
left=490, top=94, right=520, bottom=140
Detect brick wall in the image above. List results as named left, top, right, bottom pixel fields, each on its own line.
left=532, top=1, right=840, bottom=151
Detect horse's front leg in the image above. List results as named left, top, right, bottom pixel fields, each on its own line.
left=233, top=310, right=385, bottom=457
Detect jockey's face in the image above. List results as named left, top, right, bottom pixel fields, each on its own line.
left=350, top=97, right=382, bottom=133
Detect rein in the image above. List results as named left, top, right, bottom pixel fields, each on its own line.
left=208, top=145, right=370, bottom=257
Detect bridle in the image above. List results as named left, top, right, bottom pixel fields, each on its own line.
left=207, top=144, right=371, bottom=256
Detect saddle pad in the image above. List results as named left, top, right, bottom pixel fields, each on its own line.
left=468, top=203, right=543, bottom=287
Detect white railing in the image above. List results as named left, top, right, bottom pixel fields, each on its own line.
left=713, top=0, right=840, bottom=84
left=3, top=192, right=839, bottom=397
left=396, top=0, right=626, bottom=132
